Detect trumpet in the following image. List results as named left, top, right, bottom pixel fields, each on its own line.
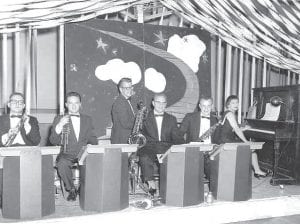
left=60, top=114, right=71, bottom=153
left=4, top=114, right=28, bottom=147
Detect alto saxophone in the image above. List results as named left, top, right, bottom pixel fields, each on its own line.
left=4, top=114, right=28, bottom=147
left=128, top=101, right=148, bottom=149
left=198, top=118, right=222, bottom=142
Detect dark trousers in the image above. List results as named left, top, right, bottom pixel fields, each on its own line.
left=139, top=154, right=159, bottom=182
left=56, top=156, right=76, bottom=191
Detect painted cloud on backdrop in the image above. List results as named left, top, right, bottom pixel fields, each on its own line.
left=95, top=58, right=142, bottom=85
left=167, top=34, right=206, bottom=73
left=144, top=68, right=166, bottom=93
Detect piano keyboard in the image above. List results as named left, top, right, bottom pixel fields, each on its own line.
left=246, top=128, right=275, bottom=135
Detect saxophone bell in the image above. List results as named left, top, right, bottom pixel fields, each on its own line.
left=128, top=133, right=146, bottom=148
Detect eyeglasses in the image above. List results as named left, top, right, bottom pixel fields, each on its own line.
left=154, top=101, right=167, bottom=105
left=121, top=86, right=133, bottom=90
left=10, top=100, right=24, bottom=105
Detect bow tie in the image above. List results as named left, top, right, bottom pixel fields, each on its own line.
left=10, top=114, right=22, bottom=118
left=201, top=116, right=210, bottom=119
left=127, top=97, right=132, bottom=101
left=69, top=114, right=80, bottom=117
left=155, top=114, right=164, bottom=117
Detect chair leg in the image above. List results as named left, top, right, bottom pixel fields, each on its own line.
left=60, top=178, right=67, bottom=199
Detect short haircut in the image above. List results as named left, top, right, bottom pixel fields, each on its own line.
left=66, top=91, right=81, bottom=102
left=225, top=95, right=239, bottom=108
left=199, top=97, right=213, bottom=105
left=153, top=93, right=167, bottom=101
left=9, top=92, right=24, bottom=101
left=118, top=77, right=132, bottom=89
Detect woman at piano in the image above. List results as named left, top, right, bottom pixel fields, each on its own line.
left=218, top=95, right=271, bottom=178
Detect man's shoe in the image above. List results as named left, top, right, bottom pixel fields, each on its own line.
left=148, top=188, right=156, bottom=197
left=67, top=189, right=77, bottom=201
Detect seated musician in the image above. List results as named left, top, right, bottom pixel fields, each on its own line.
left=49, top=91, right=98, bottom=201
left=218, top=95, right=270, bottom=178
left=179, top=97, right=218, bottom=179
left=137, top=93, right=183, bottom=196
left=0, top=92, right=41, bottom=207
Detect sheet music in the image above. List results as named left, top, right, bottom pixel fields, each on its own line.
left=261, top=103, right=281, bottom=121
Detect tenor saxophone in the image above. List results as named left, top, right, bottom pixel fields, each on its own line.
left=128, top=101, right=148, bottom=148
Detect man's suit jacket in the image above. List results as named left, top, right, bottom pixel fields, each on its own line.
left=138, top=110, right=182, bottom=156
left=180, top=111, right=218, bottom=143
left=111, top=94, right=135, bottom=144
left=49, top=114, right=97, bottom=159
left=0, top=114, right=41, bottom=147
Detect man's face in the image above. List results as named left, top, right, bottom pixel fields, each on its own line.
left=152, top=95, right=167, bottom=114
left=199, top=99, right=213, bottom=117
left=66, top=96, right=81, bottom=114
left=8, top=95, right=25, bottom=114
left=119, top=81, right=133, bottom=99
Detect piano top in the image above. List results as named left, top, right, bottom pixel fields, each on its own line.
left=245, top=118, right=295, bottom=129
left=244, top=118, right=298, bottom=141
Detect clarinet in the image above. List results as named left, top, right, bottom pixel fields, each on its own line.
left=60, top=114, right=70, bottom=153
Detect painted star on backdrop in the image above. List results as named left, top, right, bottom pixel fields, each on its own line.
left=201, top=52, right=208, bottom=63
left=70, top=64, right=78, bottom=72
left=96, top=37, right=108, bottom=53
left=128, top=29, right=133, bottom=35
left=154, top=31, right=168, bottom=46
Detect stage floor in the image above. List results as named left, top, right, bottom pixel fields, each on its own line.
left=1, top=175, right=300, bottom=223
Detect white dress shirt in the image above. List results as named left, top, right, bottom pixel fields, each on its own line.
left=154, top=113, right=164, bottom=141
left=70, top=115, right=80, bottom=141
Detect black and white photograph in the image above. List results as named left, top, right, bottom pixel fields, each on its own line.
left=0, top=0, right=300, bottom=223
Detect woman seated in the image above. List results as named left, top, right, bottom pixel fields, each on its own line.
left=218, top=95, right=271, bottom=178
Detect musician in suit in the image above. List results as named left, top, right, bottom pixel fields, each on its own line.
left=0, top=92, right=41, bottom=147
left=0, top=92, right=41, bottom=207
left=111, top=77, right=135, bottom=144
left=49, top=91, right=97, bottom=201
left=180, top=97, right=218, bottom=144
left=179, top=97, right=218, bottom=179
left=137, top=93, right=182, bottom=195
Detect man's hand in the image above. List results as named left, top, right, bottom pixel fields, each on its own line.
left=55, top=115, right=70, bottom=134
left=8, top=127, right=19, bottom=136
left=23, top=115, right=32, bottom=134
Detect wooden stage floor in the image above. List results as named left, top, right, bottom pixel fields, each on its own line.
left=1, top=175, right=300, bottom=223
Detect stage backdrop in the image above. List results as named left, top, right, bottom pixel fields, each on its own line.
left=65, top=19, right=211, bottom=137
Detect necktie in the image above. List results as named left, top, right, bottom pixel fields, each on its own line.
left=69, top=114, right=80, bottom=117
left=10, top=114, right=22, bottom=118
left=201, top=116, right=210, bottom=119
left=155, top=114, right=164, bottom=117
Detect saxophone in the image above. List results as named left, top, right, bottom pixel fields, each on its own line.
left=4, top=114, right=28, bottom=147
left=128, top=101, right=148, bottom=149
left=198, top=118, right=222, bottom=142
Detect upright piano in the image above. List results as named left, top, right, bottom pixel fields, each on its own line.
left=244, top=85, right=300, bottom=185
